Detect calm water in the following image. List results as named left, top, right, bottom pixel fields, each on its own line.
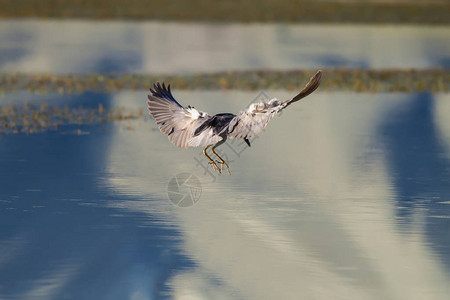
left=1, top=20, right=450, bottom=300
left=0, top=21, right=449, bottom=73
left=1, top=90, right=450, bottom=299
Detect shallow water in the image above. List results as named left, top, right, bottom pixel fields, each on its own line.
left=0, top=21, right=449, bottom=73
left=1, top=90, right=450, bottom=299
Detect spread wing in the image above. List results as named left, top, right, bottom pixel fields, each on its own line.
left=228, top=70, right=322, bottom=140
left=227, top=99, right=285, bottom=140
left=147, top=82, right=222, bottom=148
left=283, top=70, right=322, bottom=108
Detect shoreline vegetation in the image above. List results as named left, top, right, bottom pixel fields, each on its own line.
left=1, top=69, right=448, bottom=94
left=1, top=68, right=448, bottom=135
left=0, top=0, right=449, bottom=24
left=0, top=102, right=144, bottom=135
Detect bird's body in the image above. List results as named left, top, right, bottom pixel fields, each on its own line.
left=147, top=70, right=322, bottom=174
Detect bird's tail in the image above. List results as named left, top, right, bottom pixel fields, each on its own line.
left=282, top=70, right=322, bottom=108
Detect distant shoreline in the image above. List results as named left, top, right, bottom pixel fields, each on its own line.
left=0, top=1, right=448, bottom=24
left=1, top=69, right=448, bottom=94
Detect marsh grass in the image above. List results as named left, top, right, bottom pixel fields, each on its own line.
left=1, top=69, right=448, bottom=94
left=0, top=102, right=143, bottom=135
left=0, top=0, right=448, bottom=24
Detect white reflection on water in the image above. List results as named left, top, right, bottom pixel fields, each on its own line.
left=103, top=91, right=450, bottom=299
left=22, top=262, right=80, bottom=300
left=0, top=20, right=449, bottom=73
left=435, top=94, right=450, bottom=158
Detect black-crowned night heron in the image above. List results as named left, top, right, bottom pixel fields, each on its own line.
left=147, top=70, right=322, bottom=175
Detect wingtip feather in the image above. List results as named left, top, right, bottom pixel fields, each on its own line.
left=284, top=70, right=322, bottom=107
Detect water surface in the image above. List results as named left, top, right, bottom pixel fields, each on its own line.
left=1, top=21, right=449, bottom=73
left=1, top=90, right=449, bottom=299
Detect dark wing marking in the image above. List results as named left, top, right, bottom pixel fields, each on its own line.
left=149, top=82, right=182, bottom=107
left=147, top=82, right=222, bottom=148
left=194, top=113, right=236, bottom=136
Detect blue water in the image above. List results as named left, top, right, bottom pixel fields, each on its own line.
left=1, top=90, right=450, bottom=299
left=0, top=128, right=191, bottom=299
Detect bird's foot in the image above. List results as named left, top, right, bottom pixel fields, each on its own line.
left=208, top=161, right=221, bottom=174
left=216, top=160, right=231, bottom=175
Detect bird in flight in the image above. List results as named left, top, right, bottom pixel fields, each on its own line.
left=147, top=70, right=322, bottom=175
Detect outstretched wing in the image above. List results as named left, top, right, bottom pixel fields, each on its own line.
left=227, top=70, right=322, bottom=140
left=282, top=70, right=322, bottom=108
left=147, top=82, right=222, bottom=148
left=227, top=99, right=285, bottom=140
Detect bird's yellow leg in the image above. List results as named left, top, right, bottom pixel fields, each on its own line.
left=211, top=146, right=231, bottom=175
left=203, top=145, right=221, bottom=173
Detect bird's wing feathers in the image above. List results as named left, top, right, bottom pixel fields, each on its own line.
left=283, top=70, right=322, bottom=108
left=227, top=99, right=285, bottom=140
left=148, top=71, right=321, bottom=147
left=147, top=83, right=222, bottom=148
left=149, top=82, right=183, bottom=107
left=227, top=70, right=322, bottom=140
